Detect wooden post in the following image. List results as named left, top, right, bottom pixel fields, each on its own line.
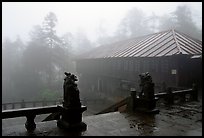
left=166, top=87, right=173, bottom=105
left=130, top=90, right=136, bottom=111
left=192, top=83, right=198, bottom=101
left=180, top=93, right=186, bottom=103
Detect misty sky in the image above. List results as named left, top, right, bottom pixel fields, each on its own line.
left=2, top=2, right=202, bottom=44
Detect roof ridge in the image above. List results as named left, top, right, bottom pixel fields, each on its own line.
left=98, top=29, right=172, bottom=48
left=174, top=29, right=202, bottom=44
left=172, top=29, right=182, bottom=54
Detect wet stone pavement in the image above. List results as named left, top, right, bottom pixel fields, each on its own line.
left=2, top=100, right=202, bottom=136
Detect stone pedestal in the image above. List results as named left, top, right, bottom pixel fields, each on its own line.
left=57, top=105, right=87, bottom=131
left=25, top=114, right=36, bottom=131
left=134, top=97, right=159, bottom=114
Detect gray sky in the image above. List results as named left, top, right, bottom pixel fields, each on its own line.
left=2, top=2, right=202, bottom=44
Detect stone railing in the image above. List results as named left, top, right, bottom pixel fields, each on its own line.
left=2, top=72, right=87, bottom=132
left=2, top=99, right=63, bottom=111
left=2, top=105, right=61, bottom=131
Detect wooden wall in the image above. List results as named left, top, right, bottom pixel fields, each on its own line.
left=75, top=55, right=201, bottom=97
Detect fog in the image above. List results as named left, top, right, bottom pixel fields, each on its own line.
left=2, top=2, right=202, bottom=111
left=2, top=2, right=202, bottom=44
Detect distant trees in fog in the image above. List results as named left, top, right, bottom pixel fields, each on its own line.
left=3, top=12, right=75, bottom=102
left=95, top=5, right=202, bottom=46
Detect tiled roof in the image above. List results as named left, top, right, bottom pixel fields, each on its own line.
left=78, top=29, right=202, bottom=59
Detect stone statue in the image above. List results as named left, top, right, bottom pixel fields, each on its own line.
left=63, top=72, right=81, bottom=108
left=139, top=72, right=155, bottom=100
left=57, top=72, right=87, bottom=130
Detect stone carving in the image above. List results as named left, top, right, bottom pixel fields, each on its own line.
left=63, top=72, right=81, bottom=108
left=139, top=72, right=155, bottom=100
left=57, top=72, right=87, bottom=131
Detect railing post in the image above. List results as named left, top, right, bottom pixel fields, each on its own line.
left=59, top=99, right=63, bottom=104
left=192, top=83, right=198, bottom=101
left=180, top=93, right=186, bottom=103
left=21, top=100, right=26, bottom=108
left=42, top=99, right=47, bottom=106
left=166, top=87, right=173, bottom=105
left=3, top=104, right=7, bottom=110
left=130, top=89, right=136, bottom=111
left=25, top=114, right=36, bottom=131
left=33, top=102, right=36, bottom=107
left=12, top=103, right=15, bottom=109
left=83, top=98, right=87, bottom=105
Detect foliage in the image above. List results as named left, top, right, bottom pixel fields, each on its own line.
left=2, top=12, right=74, bottom=103
left=96, top=5, right=202, bottom=45
left=115, top=7, right=153, bottom=41
left=158, top=5, right=202, bottom=40
left=39, top=88, right=61, bottom=101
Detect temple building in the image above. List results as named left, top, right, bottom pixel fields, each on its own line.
left=75, top=29, right=202, bottom=98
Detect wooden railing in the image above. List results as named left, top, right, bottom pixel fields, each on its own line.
left=81, top=98, right=106, bottom=105
left=95, top=84, right=198, bottom=115
left=95, top=97, right=129, bottom=115
left=155, top=84, right=198, bottom=105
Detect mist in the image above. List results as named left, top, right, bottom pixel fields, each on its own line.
left=2, top=2, right=202, bottom=106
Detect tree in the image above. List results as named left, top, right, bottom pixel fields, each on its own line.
left=42, top=12, right=62, bottom=48
left=158, top=14, right=176, bottom=31
left=145, top=12, right=160, bottom=33
left=115, top=7, right=153, bottom=40
left=72, top=29, right=93, bottom=55
left=173, top=5, right=202, bottom=40
left=2, top=37, right=26, bottom=102
left=158, top=5, right=202, bottom=40
left=21, top=12, right=73, bottom=100
left=2, top=12, right=74, bottom=102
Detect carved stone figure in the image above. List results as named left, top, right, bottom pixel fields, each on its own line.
left=63, top=72, right=81, bottom=108
left=57, top=72, right=87, bottom=131
left=139, top=72, right=155, bottom=100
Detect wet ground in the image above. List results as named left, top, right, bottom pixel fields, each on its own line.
left=2, top=98, right=202, bottom=136
left=124, top=101, right=202, bottom=136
